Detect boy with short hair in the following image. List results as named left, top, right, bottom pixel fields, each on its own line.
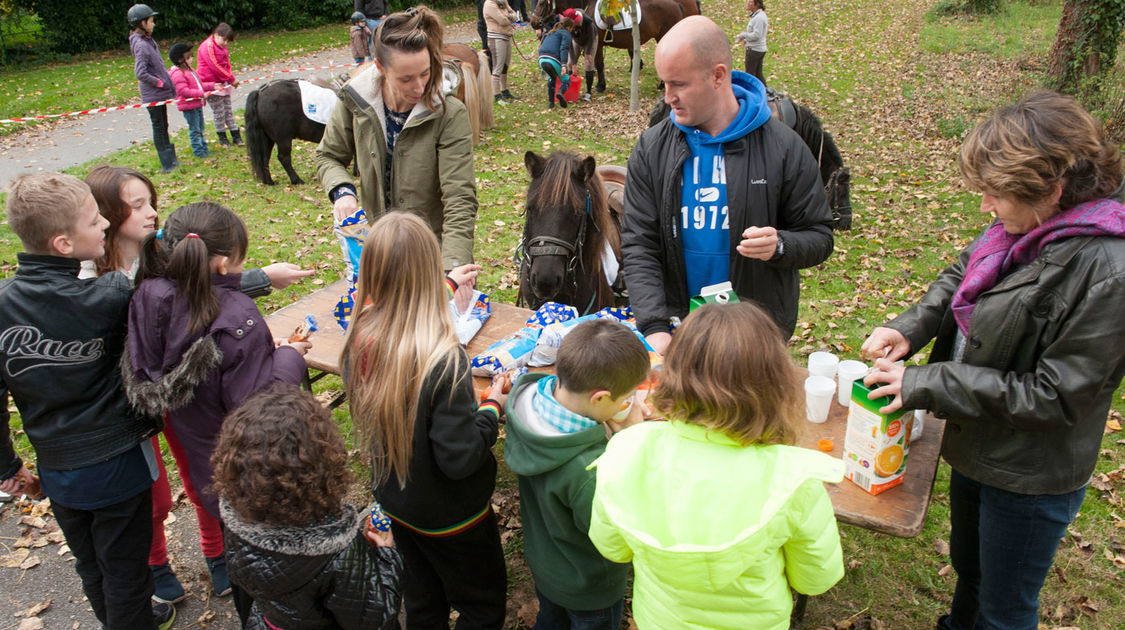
left=0, top=172, right=173, bottom=630
left=504, top=318, right=650, bottom=629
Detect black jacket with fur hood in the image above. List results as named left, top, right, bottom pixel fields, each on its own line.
left=222, top=500, right=404, bottom=630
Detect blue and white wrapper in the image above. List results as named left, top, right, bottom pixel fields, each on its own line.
left=334, top=208, right=368, bottom=331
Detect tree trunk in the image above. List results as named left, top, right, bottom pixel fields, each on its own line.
left=1046, top=0, right=1125, bottom=93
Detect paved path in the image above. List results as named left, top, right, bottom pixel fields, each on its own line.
left=0, top=20, right=480, bottom=188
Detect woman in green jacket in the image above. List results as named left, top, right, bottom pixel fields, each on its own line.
left=316, top=6, right=478, bottom=273
left=589, top=302, right=845, bottom=630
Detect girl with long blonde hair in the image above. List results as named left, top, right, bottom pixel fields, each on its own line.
left=342, top=212, right=506, bottom=629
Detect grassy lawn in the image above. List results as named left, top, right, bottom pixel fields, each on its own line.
left=0, top=4, right=478, bottom=135
left=3, top=0, right=1125, bottom=628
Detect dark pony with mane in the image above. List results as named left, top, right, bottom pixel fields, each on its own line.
left=245, top=80, right=328, bottom=185
left=520, top=151, right=622, bottom=312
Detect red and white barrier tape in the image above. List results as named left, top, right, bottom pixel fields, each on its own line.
left=0, top=61, right=359, bottom=124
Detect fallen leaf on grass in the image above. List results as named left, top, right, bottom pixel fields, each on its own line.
left=1107, top=410, right=1123, bottom=434
left=934, top=538, right=950, bottom=556
left=847, top=559, right=863, bottom=569
left=1075, top=596, right=1100, bottom=616
left=1075, top=540, right=1094, bottom=557
left=938, top=564, right=953, bottom=577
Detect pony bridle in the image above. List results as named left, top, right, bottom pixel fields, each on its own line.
left=519, top=194, right=593, bottom=293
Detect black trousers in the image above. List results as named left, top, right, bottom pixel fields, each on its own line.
left=391, top=510, right=507, bottom=630
left=744, top=49, right=766, bottom=86
left=146, top=104, right=171, bottom=152
left=52, top=488, right=156, bottom=630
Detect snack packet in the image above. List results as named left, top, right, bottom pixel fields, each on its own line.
left=471, top=327, right=542, bottom=377
left=333, top=208, right=368, bottom=331
left=450, top=290, right=491, bottom=346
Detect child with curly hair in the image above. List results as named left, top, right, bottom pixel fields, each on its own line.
left=212, top=386, right=404, bottom=630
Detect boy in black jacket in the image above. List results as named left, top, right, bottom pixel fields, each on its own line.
left=0, top=172, right=173, bottom=630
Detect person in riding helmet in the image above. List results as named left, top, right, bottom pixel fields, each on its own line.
left=350, top=12, right=373, bottom=65
left=128, top=4, right=178, bottom=173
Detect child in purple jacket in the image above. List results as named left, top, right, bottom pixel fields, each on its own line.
left=121, top=201, right=309, bottom=620
left=128, top=4, right=178, bottom=172
left=168, top=43, right=215, bottom=158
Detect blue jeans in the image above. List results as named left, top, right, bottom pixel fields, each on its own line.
left=365, top=18, right=383, bottom=55
left=533, top=588, right=623, bottom=630
left=941, top=470, right=1085, bottom=630
left=181, top=108, right=209, bottom=157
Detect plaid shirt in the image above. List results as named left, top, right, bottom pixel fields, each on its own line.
left=532, top=376, right=597, bottom=434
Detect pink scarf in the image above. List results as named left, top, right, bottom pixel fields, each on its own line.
left=950, top=198, right=1125, bottom=335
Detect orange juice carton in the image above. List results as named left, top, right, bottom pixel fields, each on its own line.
left=842, top=380, right=913, bottom=495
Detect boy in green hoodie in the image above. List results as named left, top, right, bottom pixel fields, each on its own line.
left=504, top=319, right=650, bottom=630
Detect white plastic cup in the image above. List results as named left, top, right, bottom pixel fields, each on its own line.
left=805, top=375, right=836, bottom=423
left=836, top=360, right=869, bottom=407
left=807, top=351, right=839, bottom=380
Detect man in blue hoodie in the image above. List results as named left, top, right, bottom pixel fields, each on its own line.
left=622, top=16, right=834, bottom=353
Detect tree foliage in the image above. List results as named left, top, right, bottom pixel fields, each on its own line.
left=1046, top=0, right=1125, bottom=94
left=7, top=0, right=354, bottom=54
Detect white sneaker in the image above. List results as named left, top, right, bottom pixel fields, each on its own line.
left=582, top=93, right=591, bottom=102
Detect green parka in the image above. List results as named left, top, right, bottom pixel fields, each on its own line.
left=589, top=421, right=845, bottom=630
left=315, top=64, right=478, bottom=269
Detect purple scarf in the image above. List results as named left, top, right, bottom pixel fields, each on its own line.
left=951, top=198, right=1125, bottom=335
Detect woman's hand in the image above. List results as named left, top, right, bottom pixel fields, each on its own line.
left=863, top=358, right=906, bottom=414
left=333, top=194, right=359, bottom=223
left=262, top=262, right=315, bottom=289
left=861, top=327, right=911, bottom=362
left=0, top=466, right=34, bottom=494
left=645, top=332, right=672, bottom=356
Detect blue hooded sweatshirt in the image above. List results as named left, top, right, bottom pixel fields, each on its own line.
left=672, top=71, right=771, bottom=297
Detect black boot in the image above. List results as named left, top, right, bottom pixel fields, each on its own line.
left=157, top=146, right=178, bottom=173
left=547, top=84, right=555, bottom=109
left=217, top=131, right=231, bottom=146
left=171, top=143, right=180, bottom=167
left=502, top=89, right=518, bottom=101
left=556, top=90, right=568, bottom=108
left=230, top=128, right=244, bottom=146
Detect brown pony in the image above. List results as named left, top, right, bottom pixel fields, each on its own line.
left=532, top=0, right=699, bottom=95
left=520, top=151, right=623, bottom=313
left=441, top=42, right=494, bottom=143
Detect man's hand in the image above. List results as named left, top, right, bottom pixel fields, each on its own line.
left=737, top=226, right=779, bottom=260
left=281, top=340, right=312, bottom=356
left=262, top=262, right=315, bottom=290
left=646, top=332, right=672, bottom=356
left=332, top=194, right=359, bottom=223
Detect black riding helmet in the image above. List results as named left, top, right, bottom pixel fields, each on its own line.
left=127, top=4, right=158, bottom=29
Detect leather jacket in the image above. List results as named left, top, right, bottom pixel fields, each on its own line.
left=622, top=114, right=834, bottom=340
left=887, top=217, right=1125, bottom=494
left=1, top=255, right=155, bottom=478
left=222, top=501, right=404, bottom=630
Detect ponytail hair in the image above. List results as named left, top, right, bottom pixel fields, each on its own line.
left=136, top=202, right=249, bottom=333
left=549, top=16, right=574, bottom=34
left=373, top=6, right=445, bottom=110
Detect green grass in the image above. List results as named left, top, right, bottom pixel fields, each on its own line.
left=3, top=0, right=1125, bottom=627
left=921, top=0, right=1062, bottom=58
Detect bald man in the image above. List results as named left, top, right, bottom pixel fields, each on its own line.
left=622, top=16, right=833, bottom=351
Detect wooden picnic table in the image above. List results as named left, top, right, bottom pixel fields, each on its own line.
left=266, top=279, right=943, bottom=538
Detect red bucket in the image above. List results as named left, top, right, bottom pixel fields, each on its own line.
left=555, top=74, right=582, bottom=103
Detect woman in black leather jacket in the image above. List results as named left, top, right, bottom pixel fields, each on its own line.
left=862, top=91, right=1125, bottom=630
left=212, top=386, right=403, bottom=629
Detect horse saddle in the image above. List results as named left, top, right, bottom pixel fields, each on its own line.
left=594, top=0, right=641, bottom=31
left=595, top=165, right=628, bottom=299
left=766, top=87, right=797, bottom=129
